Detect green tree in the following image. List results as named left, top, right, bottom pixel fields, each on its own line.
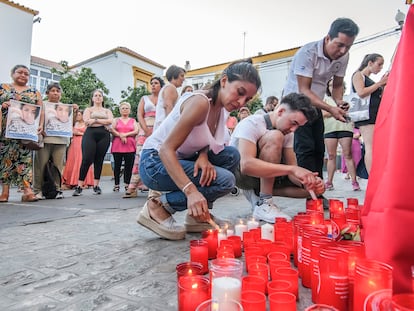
left=52, top=62, right=115, bottom=112
left=120, top=85, right=150, bottom=119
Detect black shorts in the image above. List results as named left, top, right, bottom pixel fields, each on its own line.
left=324, top=131, right=353, bottom=139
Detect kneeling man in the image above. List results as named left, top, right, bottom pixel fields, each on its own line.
left=230, top=93, right=325, bottom=222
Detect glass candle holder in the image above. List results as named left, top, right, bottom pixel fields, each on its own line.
left=273, top=267, right=299, bottom=299
left=195, top=299, right=243, bottom=311
left=353, top=259, right=393, bottom=311
left=227, top=235, right=242, bottom=258
left=241, top=290, right=266, bottom=311
left=201, top=229, right=218, bottom=259
left=210, top=258, right=243, bottom=303
left=269, top=292, right=296, bottom=311
left=242, top=275, right=266, bottom=295
left=176, top=262, right=204, bottom=281
left=190, top=239, right=209, bottom=274
left=178, top=275, right=210, bottom=311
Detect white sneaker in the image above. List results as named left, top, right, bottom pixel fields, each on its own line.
left=253, top=198, right=291, bottom=223
left=55, top=191, right=64, bottom=199
left=243, top=189, right=260, bottom=211
left=35, top=193, right=45, bottom=200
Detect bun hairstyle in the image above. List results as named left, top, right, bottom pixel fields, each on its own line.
left=207, top=58, right=262, bottom=104
left=151, top=76, right=165, bottom=88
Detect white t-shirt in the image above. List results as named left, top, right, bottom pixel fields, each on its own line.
left=230, top=114, right=293, bottom=149
left=283, top=39, right=349, bottom=99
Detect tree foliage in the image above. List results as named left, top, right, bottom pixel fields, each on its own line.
left=51, top=62, right=115, bottom=112
left=120, top=85, right=150, bottom=119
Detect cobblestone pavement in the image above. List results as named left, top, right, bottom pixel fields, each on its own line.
left=0, top=173, right=367, bottom=311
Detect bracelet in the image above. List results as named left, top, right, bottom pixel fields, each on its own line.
left=182, top=181, right=193, bottom=193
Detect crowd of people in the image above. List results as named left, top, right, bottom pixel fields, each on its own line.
left=0, top=17, right=388, bottom=240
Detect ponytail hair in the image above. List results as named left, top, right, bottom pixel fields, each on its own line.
left=205, top=58, right=261, bottom=104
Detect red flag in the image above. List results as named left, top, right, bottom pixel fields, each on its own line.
left=362, top=5, right=414, bottom=294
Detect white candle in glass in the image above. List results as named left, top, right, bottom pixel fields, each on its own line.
left=247, top=218, right=259, bottom=231
left=217, top=229, right=227, bottom=247
left=261, top=223, right=274, bottom=242
left=211, top=276, right=242, bottom=302
left=234, top=220, right=247, bottom=240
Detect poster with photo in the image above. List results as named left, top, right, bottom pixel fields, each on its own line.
left=44, top=102, right=73, bottom=137
left=5, top=99, right=42, bottom=142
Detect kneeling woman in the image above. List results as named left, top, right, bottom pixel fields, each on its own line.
left=138, top=59, right=261, bottom=240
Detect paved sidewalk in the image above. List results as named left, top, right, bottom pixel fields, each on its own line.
left=0, top=173, right=367, bottom=310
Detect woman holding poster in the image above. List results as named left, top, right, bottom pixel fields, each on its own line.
left=0, top=65, right=43, bottom=202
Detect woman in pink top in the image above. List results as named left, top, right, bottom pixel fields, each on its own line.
left=110, top=102, right=139, bottom=192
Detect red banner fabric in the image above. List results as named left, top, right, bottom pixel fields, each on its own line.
left=362, top=5, right=414, bottom=294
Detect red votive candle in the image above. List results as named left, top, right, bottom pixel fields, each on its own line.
left=353, top=259, right=393, bottom=311
left=248, top=262, right=269, bottom=281
left=256, top=239, right=272, bottom=257
left=244, top=246, right=263, bottom=272
left=201, top=229, right=218, bottom=259
left=318, top=246, right=349, bottom=310
left=267, top=279, right=293, bottom=295
left=269, top=260, right=291, bottom=280
left=190, top=240, right=209, bottom=274
left=176, top=262, right=204, bottom=281
left=227, top=235, right=242, bottom=258
left=241, top=290, right=266, bottom=311
left=268, top=251, right=288, bottom=263
left=242, top=275, right=266, bottom=295
left=269, top=292, right=296, bottom=311
left=178, top=275, right=210, bottom=311
left=273, top=267, right=299, bottom=299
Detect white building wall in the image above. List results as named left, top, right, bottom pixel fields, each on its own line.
left=0, top=3, right=35, bottom=83
left=75, top=52, right=164, bottom=104
left=184, top=57, right=294, bottom=103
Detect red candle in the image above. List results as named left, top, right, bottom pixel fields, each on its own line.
left=241, top=290, right=266, bottom=311
left=248, top=262, right=269, bottom=288
left=318, top=247, right=349, bottom=310
left=190, top=240, right=209, bottom=274
left=178, top=275, right=210, bottom=311
left=256, top=239, right=272, bottom=257
left=201, top=229, right=218, bottom=259
left=353, top=259, right=393, bottom=311
left=269, top=260, right=291, bottom=280
left=227, top=235, right=242, bottom=258
left=176, top=262, right=204, bottom=281
left=267, top=279, right=293, bottom=295
left=273, top=267, right=299, bottom=299
left=242, top=275, right=266, bottom=294
left=244, top=246, right=264, bottom=273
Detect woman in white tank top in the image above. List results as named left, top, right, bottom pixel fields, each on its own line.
left=136, top=59, right=262, bottom=240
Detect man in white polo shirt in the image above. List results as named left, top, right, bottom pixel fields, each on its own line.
left=230, top=93, right=325, bottom=223
left=283, top=18, right=359, bottom=183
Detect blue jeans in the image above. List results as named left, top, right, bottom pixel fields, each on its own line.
left=139, top=146, right=240, bottom=214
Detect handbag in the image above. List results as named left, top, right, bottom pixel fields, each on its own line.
left=345, top=74, right=370, bottom=122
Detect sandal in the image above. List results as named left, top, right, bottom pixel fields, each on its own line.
left=21, top=193, right=39, bottom=202
left=136, top=199, right=186, bottom=240
left=113, top=185, right=120, bottom=192
left=123, top=189, right=137, bottom=198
